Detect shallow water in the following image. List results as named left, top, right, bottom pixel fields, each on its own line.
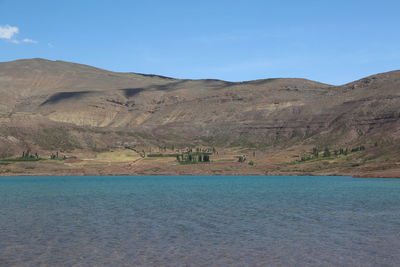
left=0, top=176, right=399, bottom=266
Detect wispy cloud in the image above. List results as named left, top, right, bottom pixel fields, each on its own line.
left=0, top=25, right=37, bottom=44
left=22, top=38, right=38, bottom=44
left=0, top=25, right=19, bottom=40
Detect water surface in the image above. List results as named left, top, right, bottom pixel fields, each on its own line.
left=0, top=176, right=399, bottom=266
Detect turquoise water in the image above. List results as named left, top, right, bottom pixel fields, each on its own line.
left=0, top=176, right=399, bottom=266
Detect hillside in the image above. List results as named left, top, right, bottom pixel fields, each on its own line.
left=0, top=58, right=399, bottom=177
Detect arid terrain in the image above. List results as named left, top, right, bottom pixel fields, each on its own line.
left=0, top=58, right=399, bottom=177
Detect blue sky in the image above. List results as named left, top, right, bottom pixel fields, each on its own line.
left=0, top=0, right=399, bottom=84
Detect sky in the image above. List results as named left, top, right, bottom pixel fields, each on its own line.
left=0, top=0, right=399, bottom=85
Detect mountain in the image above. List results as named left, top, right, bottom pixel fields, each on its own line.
left=0, top=58, right=399, bottom=177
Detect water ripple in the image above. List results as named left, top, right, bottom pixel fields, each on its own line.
left=0, top=176, right=399, bottom=266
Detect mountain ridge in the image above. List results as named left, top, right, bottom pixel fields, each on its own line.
left=2, top=58, right=337, bottom=84
left=0, top=59, right=399, bottom=177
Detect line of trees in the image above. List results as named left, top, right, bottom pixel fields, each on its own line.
left=153, top=145, right=218, bottom=155
left=21, top=150, right=39, bottom=159
left=299, top=145, right=366, bottom=162
left=50, top=151, right=67, bottom=160
left=176, top=152, right=211, bottom=163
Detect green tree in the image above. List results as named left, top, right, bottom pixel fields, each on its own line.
left=323, top=147, right=331, bottom=157
left=312, top=147, right=319, bottom=157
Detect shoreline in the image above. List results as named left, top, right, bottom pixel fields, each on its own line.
left=0, top=173, right=398, bottom=178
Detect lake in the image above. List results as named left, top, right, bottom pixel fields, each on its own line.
left=0, top=176, right=399, bottom=266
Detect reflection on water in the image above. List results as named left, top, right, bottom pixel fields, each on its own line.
left=0, top=176, right=399, bottom=266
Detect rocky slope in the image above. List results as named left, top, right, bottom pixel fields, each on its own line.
left=0, top=58, right=399, bottom=177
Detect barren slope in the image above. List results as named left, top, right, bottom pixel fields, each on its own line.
left=0, top=58, right=399, bottom=177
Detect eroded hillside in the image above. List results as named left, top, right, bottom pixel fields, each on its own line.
left=0, top=59, right=399, bottom=177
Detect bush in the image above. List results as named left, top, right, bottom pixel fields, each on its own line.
left=323, top=148, right=331, bottom=157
